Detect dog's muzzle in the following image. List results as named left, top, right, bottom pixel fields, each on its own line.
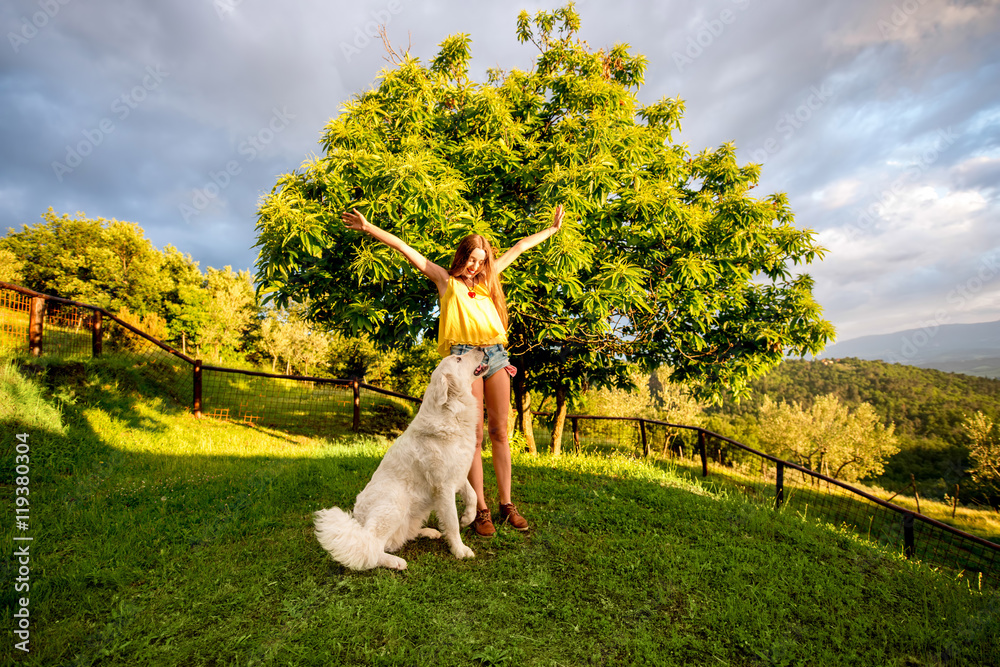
left=473, top=362, right=488, bottom=377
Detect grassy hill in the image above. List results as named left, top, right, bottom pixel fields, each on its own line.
left=3, top=355, right=999, bottom=665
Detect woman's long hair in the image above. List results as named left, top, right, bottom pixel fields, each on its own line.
left=448, top=234, right=509, bottom=330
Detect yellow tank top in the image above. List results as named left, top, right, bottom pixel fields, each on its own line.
left=437, top=276, right=508, bottom=356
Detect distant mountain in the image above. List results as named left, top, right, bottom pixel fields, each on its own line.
left=815, top=319, right=1000, bottom=379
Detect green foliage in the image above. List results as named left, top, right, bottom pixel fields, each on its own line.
left=2, top=208, right=169, bottom=315
left=389, top=337, right=440, bottom=397
left=199, top=266, right=259, bottom=363
left=326, top=331, right=397, bottom=384
left=964, top=411, right=1000, bottom=504
left=724, top=358, right=1000, bottom=445
left=0, top=247, right=25, bottom=284
left=108, top=306, right=169, bottom=353
left=260, top=304, right=332, bottom=376
left=711, top=357, right=1000, bottom=497
left=253, top=3, right=833, bottom=407
left=1, top=209, right=217, bottom=351
left=757, top=394, right=899, bottom=482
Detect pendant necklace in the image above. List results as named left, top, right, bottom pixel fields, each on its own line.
left=463, top=277, right=476, bottom=299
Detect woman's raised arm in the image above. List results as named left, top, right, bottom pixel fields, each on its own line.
left=341, top=209, right=450, bottom=295
left=495, top=205, right=564, bottom=274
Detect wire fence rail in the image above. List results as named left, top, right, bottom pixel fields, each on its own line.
left=532, top=412, right=1000, bottom=585
left=0, top=281, right=418, bottom=434
left=3, top=281, right=998, bottom=583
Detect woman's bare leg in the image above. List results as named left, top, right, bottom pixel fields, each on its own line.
left=467, top=377, right=489, bottom=511
left=483, top=369, right=512, bottom=505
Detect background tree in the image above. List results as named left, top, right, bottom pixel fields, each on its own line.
left=160, top=245, right=212, bottom=354
left=1, top=208, right=166, bottom=315
left=963, top=411, right=1000, bottom=507
left=260, top=305, right=332, bottom=376
left=200, top=267, right=257, bottom=363
left=253, top=4, right=833, bottom=437
left=1, top=209, right=218, bottom=354
left=0, top=248, right=24, bottom=284
left=757, top=394, right=899, bottom=482
left=710, top=358, right=1000, bottom=498
left=527, top=345, right=633, bottom=454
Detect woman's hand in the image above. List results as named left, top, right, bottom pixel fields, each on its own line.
left=551, top=204, right=564, bottom=232
left=341, top=208, right=369, bottom=233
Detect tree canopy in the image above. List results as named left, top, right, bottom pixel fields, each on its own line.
left=1, top=209, right=260, bottom=361
left=253, top=4, right=833, bottom=413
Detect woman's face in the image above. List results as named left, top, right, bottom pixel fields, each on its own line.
left=461, top=248, right=487, bottom=280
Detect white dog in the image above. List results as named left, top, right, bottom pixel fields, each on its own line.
left=314, top=350, right=487, bottom=570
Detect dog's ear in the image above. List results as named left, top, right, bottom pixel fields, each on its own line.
left=424, top=369, right=450, bottom=409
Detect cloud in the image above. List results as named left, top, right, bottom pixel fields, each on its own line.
left=1, top=0, right=999, bottom=344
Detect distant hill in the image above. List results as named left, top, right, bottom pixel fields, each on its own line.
left=815, top=319, right=1000, bottom=379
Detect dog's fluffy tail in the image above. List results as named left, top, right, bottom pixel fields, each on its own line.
left=313, top=507, right=384, bottom=571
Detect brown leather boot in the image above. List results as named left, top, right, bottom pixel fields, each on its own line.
left=471, top=508, right=495, bottom=537
left=498, top=503, right=529, bottom=531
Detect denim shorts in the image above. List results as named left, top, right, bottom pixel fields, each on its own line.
left=450, top=343, right=514, bottom=379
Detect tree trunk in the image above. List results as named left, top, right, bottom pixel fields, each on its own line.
left=513, top=369, right=536, bottom=454
left=550, top=386, right=568, bottom=456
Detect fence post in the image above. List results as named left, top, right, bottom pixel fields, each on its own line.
left=699, top=430, right=708, bottom=477
left=193, top=360, right=203, bottom=418
left=91, top=311, right=103, bottom=357
left=903, top=513, right=915, bottom=559
left=28, top=296, right=46, bottom=357
left=572, top=417, right=579, bottom=453
left=352, top=378, right=361, bottom=432
left=775, top=462, right=785, bottom=510
left=640, top=419, right=649, bottom=457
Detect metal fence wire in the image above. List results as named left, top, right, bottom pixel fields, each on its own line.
left=0, top=281, right=418, bottom=436
left=539, top=413, right=999, bottom=585
left=4, top=281, right=998, bottom=584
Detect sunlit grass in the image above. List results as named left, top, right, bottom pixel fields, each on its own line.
left=3, top=356, right=999, bottom=666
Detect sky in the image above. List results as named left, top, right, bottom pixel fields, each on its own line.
left=2, top=0, right=999, bottom=345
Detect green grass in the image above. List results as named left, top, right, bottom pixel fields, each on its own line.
left=533, top=421, right=1000, bottom=545
left=3, top=357, right=1000, bottom=666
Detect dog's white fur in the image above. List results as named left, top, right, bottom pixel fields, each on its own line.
left=314, top=350, right=486, bottom=570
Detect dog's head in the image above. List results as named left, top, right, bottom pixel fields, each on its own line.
left=423, top=349, right=488, bottom=409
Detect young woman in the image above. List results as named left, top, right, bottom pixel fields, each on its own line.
left=341, top=206, right=564, bottom=536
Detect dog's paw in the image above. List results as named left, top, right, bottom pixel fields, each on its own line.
left=459, top=508, right=476, bottom=527
left=451, top=544, right=475, bottom=560
left=417, top=527, right=442, bottom=539
left=379, top=554, right=408, bottom=570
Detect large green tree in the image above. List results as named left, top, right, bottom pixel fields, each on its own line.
left=253, top=5, right=833, bottom=434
